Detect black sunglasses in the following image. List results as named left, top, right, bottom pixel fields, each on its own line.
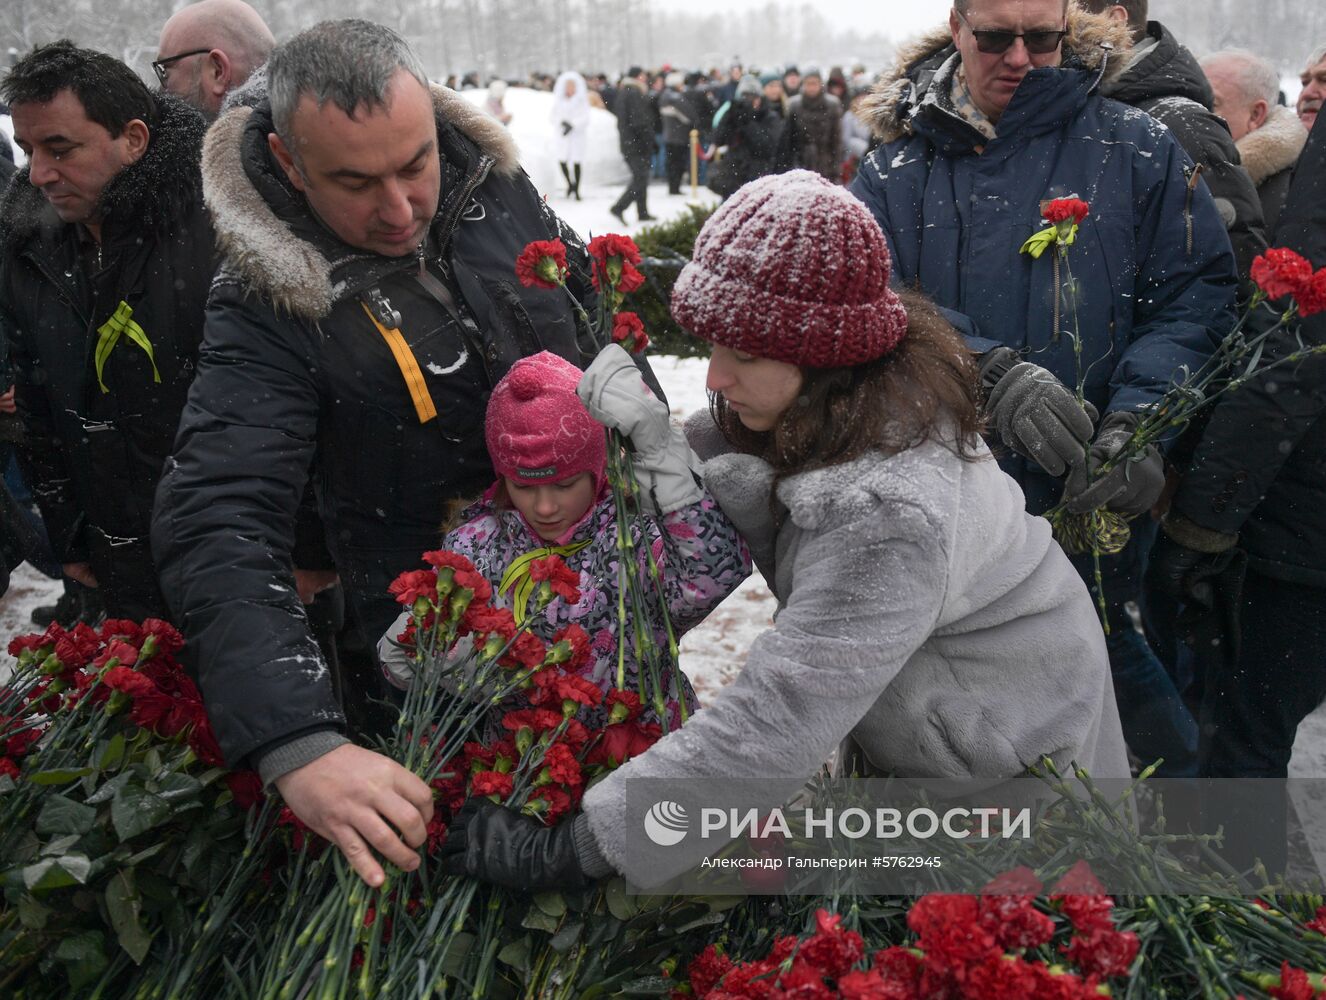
left=956, top=10, right=1067, bottom=55
left=152, top=48, right=211, bottom=85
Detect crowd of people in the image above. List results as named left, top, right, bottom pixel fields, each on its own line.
left=0, top=0, right=1322, bottom=891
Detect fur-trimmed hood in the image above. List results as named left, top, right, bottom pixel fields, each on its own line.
left=1238, top=104, right=1308, bottom=187
left=861, top=3, right=1133, bottom=142
left=203, top=85, right=521, bottom=319
left=0, top=93, right=206, bottom=256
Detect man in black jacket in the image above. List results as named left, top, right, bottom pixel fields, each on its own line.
left=1083, top=0, right=1267, bottom=284
left=152, top=20, right=610, bottom=889
left=1147, top=112, right=1326, bottom=874
left=0, top=42, right=212, bottom=621
left=609, top=66, right=656, bottom=224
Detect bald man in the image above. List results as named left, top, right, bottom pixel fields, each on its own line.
left=155, top=0, right=275, bottom=118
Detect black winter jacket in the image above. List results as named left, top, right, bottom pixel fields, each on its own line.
left=711, top=98, right=781, bottom=197
left=1169, top=113, right=1326, bottom=586
left=152, top=88, right=609, bottom=767
left=1101, top=22, right=1267, bottom=284
left=614, top=79, right=656, bottom=162
left=777, top=91, right=843, bottom=180
left=0, top=96, right=213, bottom=617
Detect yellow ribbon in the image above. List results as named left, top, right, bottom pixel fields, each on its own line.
left=94, top=301, right=161, bottom=393
left=360, top=302, right=438, bottom=424
left=498, top=539, right=592, bottom=624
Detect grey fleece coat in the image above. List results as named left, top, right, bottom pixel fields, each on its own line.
left=581, top=415, right=1128, bottom=884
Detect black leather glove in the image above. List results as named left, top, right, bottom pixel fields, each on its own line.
left=438, top=798, right=592, bottom=892
left=979, top=347, right=1098, bottom=478
left=1146, top=514, right=1238, bottom=602
left=561, top=120, right=573, bottom=136
left=1063, top=411, right=1166, bottom=516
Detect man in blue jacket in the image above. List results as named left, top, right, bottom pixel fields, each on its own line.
left=850, top=0, right=1239, bottom=777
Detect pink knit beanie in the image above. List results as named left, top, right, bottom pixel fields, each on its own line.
left=486, top=352, right=606, bottom=490
left=671, top=170, right=909, bottom=367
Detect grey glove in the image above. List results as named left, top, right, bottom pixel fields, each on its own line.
left=1063, top=410, right=1166, bottom=516
left=980, top=347, right=1098, bottom=478
left=578, top=344, right=703, bottom=515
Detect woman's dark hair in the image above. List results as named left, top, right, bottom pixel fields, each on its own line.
left=710, top=287, right=985, bottom=488
left=2, top=40, right=158, bottom=136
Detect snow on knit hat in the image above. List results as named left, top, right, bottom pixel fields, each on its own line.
left=671, top=170, right=909, bottom=368
left=486, top=352, right=606, bottom=490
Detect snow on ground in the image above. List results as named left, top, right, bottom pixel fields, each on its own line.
left=0, top=104, right=1321, bottom=780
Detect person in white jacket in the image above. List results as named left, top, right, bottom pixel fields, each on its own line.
left=550, top=70, right=591, bottom=199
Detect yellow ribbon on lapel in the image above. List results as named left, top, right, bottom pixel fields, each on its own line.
left=498, top=539, right=592, bottom=624
left=360, top=302, right=439, bottom=424
left=94, top=300, right=161, bottom=393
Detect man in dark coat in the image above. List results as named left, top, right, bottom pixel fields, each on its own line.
left=609, top=66, right=656, bottom=224
left=850, top=0, right=1239, bottom=777
left=658, top=71, right=694, bottom=195
left=1146, top=112, right=1326, bottom=874
left=777, top=67, right=843, bottom=179
left=1083, top=1, right=1267, bottom=284
left=1202, top=49, right=1308, bottom=237
left=151, top=20, right=627, bottom=889
left=0, top=41, right=212, bottom=621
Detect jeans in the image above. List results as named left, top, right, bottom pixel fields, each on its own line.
left=2, top=446, right=60, bottom=579
left=1069, top=517, right=1199, bottom=777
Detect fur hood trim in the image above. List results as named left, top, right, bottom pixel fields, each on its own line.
left=0, top=93, right=206, bottom=255
left=1238, top=104, right=1308, bottom=186
left=202, top=85, right=520, bottom=319
left=861, top=3, right=1133, bottom=141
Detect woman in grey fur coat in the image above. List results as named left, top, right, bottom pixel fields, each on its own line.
left=440, top=171, right=1129, bottom=891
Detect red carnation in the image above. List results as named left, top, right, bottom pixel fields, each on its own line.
left=95, top=640, right=141, bottom=670
left=423, top=550, right=477, bottom=575
left=529, top=554, right=581, bottom=604
left=452, top=568, right=493, bottom=605
left=1305, top=905, right=1326, bottom=936
left=1062, top=928, right=1139, bottom=980
left=1269, top=961, right=1319, bottom=1000
left=838, top=967, right=913, bottom=999
left=872, top=946, right=923, bottom=989
left=611, top=311, right=650, bottom=354
left=100, top=619, right=144, bottom=644
left=5, top=724, right=41, bottom=758
left=981, top=894, right=1055, bottom=951
left=1295, top=268, right=1326, bottom=317
left=188, top=714, right=226, bottom=767
left=982, top=865, right=1043, bottom=895
left=471, top=770, right=514, bottom=799
left=964, top=954, right=1042, bottom=995
left=464, top=604, right=517, bottom=643
left=0, top=757, right=19, bottom=782
left=1041, top=198, right=1090, bottom=225
left=686, top=944, right=734, bottom=996
left=527, top=783, right=573, bottom=823
left=225, top=771, right=265, bottom=810
left=548, top=623, right=592, bottom=669
left=1252, top=248, right=1315, bottom=301
left=389, top=569, right=438, bottom=606
left=140, top=618, right=185, bottom=655
left=798, top=909, right=865, bottom=979
left=587, top=233, right=644, bottom=293
left=553, top=672, right=602, bottom=709
left=589, top=719, right=661, bottom=767
left=501, top=708, right=564, bottom=735
left=102, top=665, right=155, bottom=699
left=499, top=631, right=549, bottom=670
left=605, top=688, right=643, bottom=723
left=515, top=239, right=568, bottom=289
left=541, top=741, right=583, bottom=787
left=1049, top=860, right=1108, bottom=896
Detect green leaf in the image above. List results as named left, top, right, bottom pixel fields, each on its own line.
left=604, top=878, right=640, bottom=922
left=152, top=771, right=203, bottom=804
left=106, top=869, right=154, bottom=964
left=496, top=934, right=532, bottom=972
left=36, top=793, right=97, bottom=836
left=53, top=930, right=109, bottom=991
left=521, top=903, right=560, bottom=933
left=17, top=894, right=51, bottom=929
left=437, top=930, right=475, bottom=976
left=549, top=919, right=584, bottom=954
left=618, top=976, right=673, bottom=996
left=0, top=772, right=16, bottom=794
left=124, top=842, right=167, bottom=867
left=111, top=783, right=171, bottom=840
left=27, top=766, right=94, bottom=785
left=98, top=732, right=126, bottom=770
left=22, top=854, right=92, bottom=891
left=533, top=890, right=566, bottom=918
left=40, top=833, right=84, bottom=857
left=85, top=770, right=132, bottom=805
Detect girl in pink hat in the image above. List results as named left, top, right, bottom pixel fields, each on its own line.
left=379, top=349, right=750, bottom=730
left=439, top=171, right=1129, bottom=894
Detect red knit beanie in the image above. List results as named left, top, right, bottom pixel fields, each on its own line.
left=486, top=352, right=607, bottom=490
left=671, top=170, right=908, bottom=367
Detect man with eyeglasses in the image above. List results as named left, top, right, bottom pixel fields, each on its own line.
left=0, top=41, right=213, bottom=621
left=155, top=0, right=275, bottom=120
left=851, top=0, right=1238, bottom=780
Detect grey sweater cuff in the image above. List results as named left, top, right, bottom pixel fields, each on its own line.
left=1160, top=513, right=1239, bottom=554
left=256, top=730, right=352, bottom=787
left=571, top=812, right=616, bottom=879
